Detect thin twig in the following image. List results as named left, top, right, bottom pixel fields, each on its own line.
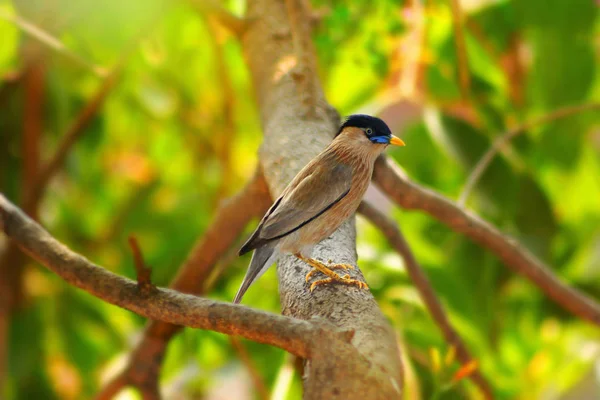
left=188, top=0, right=248, bottom=37
left=459, top=102, right=600, bottom=205
left=0, top=10, right=107, bottom=77
left=205, top=17, right=237, bottom=202
left=22, top=11, right=156, bottom=212
left=128, top=236, right=155, bottom=295
left=23, top=66, right=123, bottom=212
left=0, top=55, right=45, bottom=392
left=358, top=202, right=494, bottom=400
left=449, top=0, right=471, bottom=101
left=95, top=374, right=128, bottom=400
left=21, top=60, right=44, bottom=217
left=373, top=156, right=600, bottom=326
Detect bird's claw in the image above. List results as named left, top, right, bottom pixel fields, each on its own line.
left=304, top=263, right=354, bottom=283
left=309, top=275, right=369, bottom=292
left=298, top=255, right=367, bottom=292
left=328, top=262, right=354, bottom=271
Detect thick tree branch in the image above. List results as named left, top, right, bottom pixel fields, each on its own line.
left=240, top=0, right=403, bottom=397
left=358, top=202, right=493, bottom=400
left=373, top=156, right=600, bottom=326
left=0, top=193, right=317, bottom=357
left=95, top=170, right=271, bottom=399
left=2, top=192, right=387, bottom=399
left=165, top=170, right=271, bottom=296
left=459, top=102, right=600, bottom=205
left=284, top=0, right=318, bottom=113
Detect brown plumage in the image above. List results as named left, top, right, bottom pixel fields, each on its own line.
left=234, top=115, right=405, bottom=303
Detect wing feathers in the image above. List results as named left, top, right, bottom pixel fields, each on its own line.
left=239, top=151, right=352, bottom=253
left=238, top=196, right=283, bottom=255
left=260, top=186, right=350, bottom=241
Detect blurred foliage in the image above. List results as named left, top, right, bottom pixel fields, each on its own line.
left=0, top=0, right=598, bottom=399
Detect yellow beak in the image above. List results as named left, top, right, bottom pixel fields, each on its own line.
left=389, top=135, right=406, bottom=146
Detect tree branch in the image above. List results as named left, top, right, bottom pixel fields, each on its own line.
left=188, top=0, right=248, bottom=37
left=95, top=374, right=128, bottom=400
left=128, top=236, right=156, bottom=295
left=95, top=170, right=271, bottom=398
left=205, top=16, right=238, bottom=203
left=1, top=192, right=389, bottom=399
left=230, top=337, right=271, bottom=400
left=23, top=66, right=123, bottom=212
left=458, top=102, right=600, bottom=205
left=373, top=156, right=600, bottom=326
left=0, top=10, right=107, bottom=77
left=285, top=0, right=318, bottom=113
left=21, top=13, right=154, bottom=213
left=449, top=0, right=471, bottom=101
left=0, top=193, right=318, bottom=356
left=241, top=0, right=404, bottom=398
left=358, top=202, right=493, bottom=400
left=0, top=37, right=140, bottom=393
left=0, top=51, right=45, bottom=392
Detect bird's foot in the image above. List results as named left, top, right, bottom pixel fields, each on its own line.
left=294, top=254, right=367, bottom=292
left=309, top=274, right=368, bottom=292
left=305, top=262, right=354, bottom=282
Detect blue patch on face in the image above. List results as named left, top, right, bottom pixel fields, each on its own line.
left=369, top=135, right=390, bottom=144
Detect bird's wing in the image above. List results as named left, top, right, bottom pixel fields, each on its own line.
left=261, top=157, right=352, bottom=239
left=239, top=151, right=352, bottom=253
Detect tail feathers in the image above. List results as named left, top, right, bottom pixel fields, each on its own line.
left=233, top=247, right=277, bottom=304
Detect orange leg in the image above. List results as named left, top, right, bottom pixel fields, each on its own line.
left=294, top=254, right=368, bottom=292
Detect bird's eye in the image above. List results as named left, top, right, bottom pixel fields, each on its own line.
left=365, top=128, right=373, bottom=136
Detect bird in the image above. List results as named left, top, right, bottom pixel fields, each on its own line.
left=233, top=114, right=405, bottom=303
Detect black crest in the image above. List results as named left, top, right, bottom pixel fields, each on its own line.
left=335, top=114, right=392, bottom=138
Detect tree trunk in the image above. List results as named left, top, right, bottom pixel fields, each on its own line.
left=241, top=1, right=403, bottom=398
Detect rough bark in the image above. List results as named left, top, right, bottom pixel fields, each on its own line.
left=241, top=0, right=403, bottom=398
left=0, top=193, right=314, bottom=357
left=1, top=193, right=398, bottom=400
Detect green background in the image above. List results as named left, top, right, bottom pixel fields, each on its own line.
left=0, top=0, right=598, bottom=398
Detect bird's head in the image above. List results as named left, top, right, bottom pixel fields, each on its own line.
left=335, top=115, right=405, bottom=150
